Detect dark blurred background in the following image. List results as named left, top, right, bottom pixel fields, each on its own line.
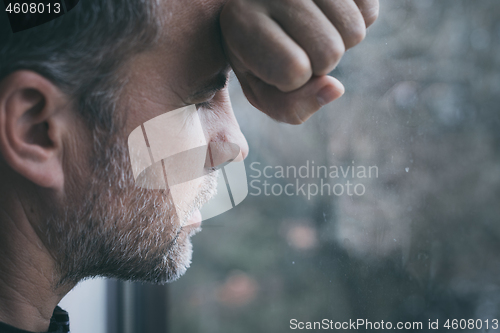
left=166, top=0, right=500, bottom=332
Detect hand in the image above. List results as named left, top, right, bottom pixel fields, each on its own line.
left=220, top=0, right=379, bottom=124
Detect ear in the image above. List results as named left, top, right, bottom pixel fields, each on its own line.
left=0, top=71, right=71, bottom=191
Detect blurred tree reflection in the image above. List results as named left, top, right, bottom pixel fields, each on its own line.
left=169, top=1, right=500, bottom=332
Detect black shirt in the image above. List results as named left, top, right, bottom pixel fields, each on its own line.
left=0, top=307, right=69, bottom=333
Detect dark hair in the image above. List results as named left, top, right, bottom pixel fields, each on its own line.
left=0, top=0, right=160, bottom=133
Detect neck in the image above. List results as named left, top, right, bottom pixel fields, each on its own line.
left=0, top=192, right=74, bottom=332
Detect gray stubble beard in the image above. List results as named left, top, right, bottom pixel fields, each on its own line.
left=43, top=130, right=218, bottom=287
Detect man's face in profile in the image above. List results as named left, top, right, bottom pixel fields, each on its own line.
left=0, top=0, right=379, bottom=329
left=46, top=0, right=248, bottom=285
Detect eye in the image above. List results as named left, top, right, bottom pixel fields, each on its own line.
left=196, top=100, right=216, bottom=110
left=194, top=77, right=229, bottom=110
left=196, top=90, right=223, bottom=110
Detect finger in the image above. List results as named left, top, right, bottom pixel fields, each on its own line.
left=313, top=0, right=367, bottom=49
left=221, top=5, right=312, bottom=92
left=353, top=0, right=380, bottom=28
left=238, top=73, right=344, bottom=125
left=269, top=0, right=345, bottom=76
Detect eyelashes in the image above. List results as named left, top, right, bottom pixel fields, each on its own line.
left=196, top=100, right=216, bottom=110
left=196, top=92, right=222, bottom=110
left=195, top=83, right=229, bottom=111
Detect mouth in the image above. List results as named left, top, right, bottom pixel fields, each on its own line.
left=178, top=169, right=219, bottom=234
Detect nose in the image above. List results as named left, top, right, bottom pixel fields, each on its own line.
left=209, top=115, right=249, bottom=162
left=228, top=121, right=249, bottom=161
left=200, top=91, right=249, bottom=161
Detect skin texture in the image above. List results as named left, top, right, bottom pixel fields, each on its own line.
left=221, top=0, right=379, bottom=123
left=0, top=0, right=378, bottom=331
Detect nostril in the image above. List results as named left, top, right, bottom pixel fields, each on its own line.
left=211, top=129, right=249, bottom=160
left=232, top=132, right=249, bottom=161
left=206, top=142, right=241, bottom=168
left=240, top=141, right=249, bottom=160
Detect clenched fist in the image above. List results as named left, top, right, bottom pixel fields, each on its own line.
left=220, top=0, right=379, bottom=124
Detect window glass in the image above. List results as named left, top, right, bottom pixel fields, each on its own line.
left=169, top=1, right=500, bottom=332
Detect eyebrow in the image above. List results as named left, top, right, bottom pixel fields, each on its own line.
left=188, top=71, right=230, bottom=102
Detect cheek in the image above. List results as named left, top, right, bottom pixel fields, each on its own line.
left=127, top=105, right=214, bottom=224
left=128, top=105, right=207, bottom=189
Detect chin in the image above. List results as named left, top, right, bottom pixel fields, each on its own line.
left=153, top=227, right=199, bottom=284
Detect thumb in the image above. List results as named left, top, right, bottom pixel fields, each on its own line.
left=237, top=73, right=345, bottom=124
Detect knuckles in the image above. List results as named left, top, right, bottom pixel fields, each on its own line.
left=273, top=53, right=312, bottom=92
left=357, top=0, right=380, bottom=28
left=364, top=8, right=379, bottom=28
left=311, top=36, right=346, bottom=76
left=344, top=22, right=367, bottom=49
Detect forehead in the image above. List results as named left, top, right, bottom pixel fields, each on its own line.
left=121, top=0, right=228, bottom=131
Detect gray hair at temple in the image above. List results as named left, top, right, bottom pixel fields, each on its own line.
left=0, top=0, right=161, bottom=135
